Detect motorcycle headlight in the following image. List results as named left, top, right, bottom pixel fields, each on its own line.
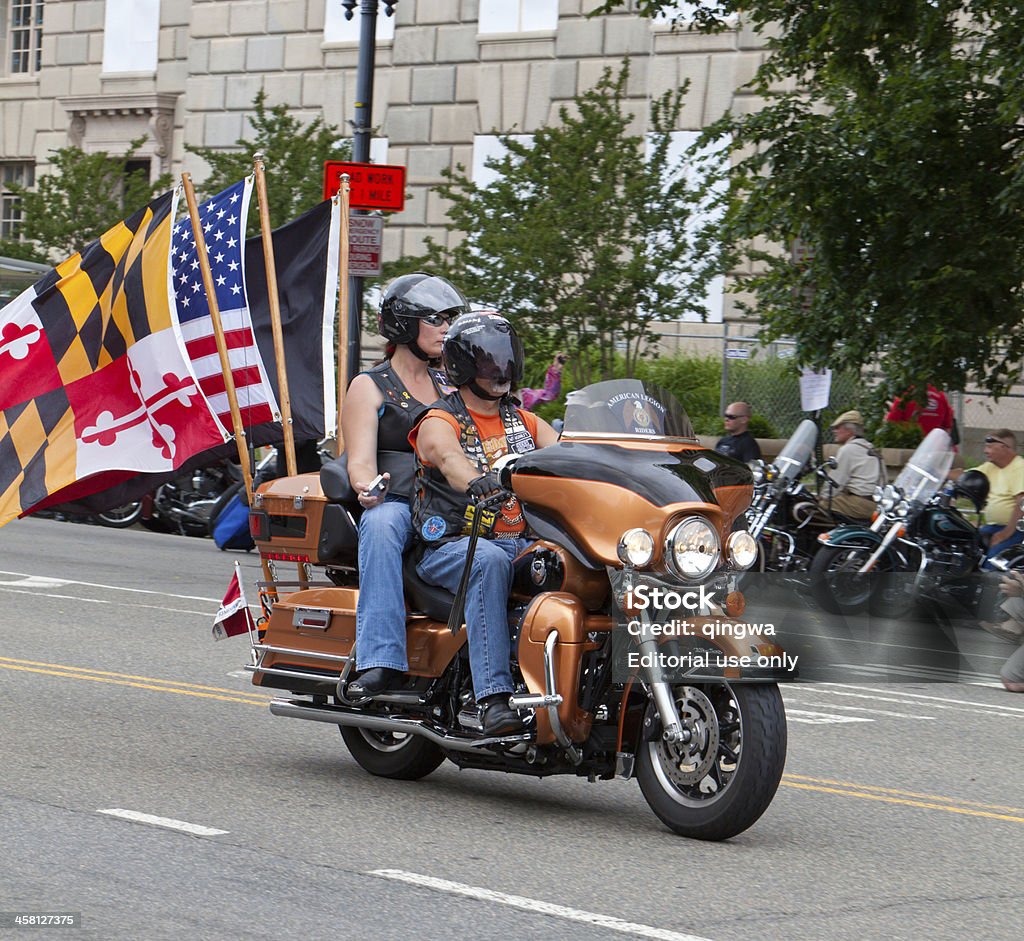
left=617, top=528, right=655, bottom=567
left=664, top=517, right=720, bottom=581
left=726, top=530, right=758, bottom=571
left=878, top=484, right=898, bottom=512
left=750, top=461, right=766, bottom=485
left=896, top=499, right=910, bottom=517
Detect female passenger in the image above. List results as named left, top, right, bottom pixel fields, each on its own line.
left=338, top=273, right=467, bottom=699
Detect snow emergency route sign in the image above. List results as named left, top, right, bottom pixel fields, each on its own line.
left=348, top=215, right=383, bottom=277
left=323, top=161, right=406, bottom=211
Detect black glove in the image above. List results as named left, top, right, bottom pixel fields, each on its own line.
left=466, top=472, right=504, bottom=499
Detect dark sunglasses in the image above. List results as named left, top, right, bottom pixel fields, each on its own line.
left=421, top=313, right=453, bottom=327
left=985, top=436, right=1010, bottom=446
left=723, top=413, right=745, bottom=420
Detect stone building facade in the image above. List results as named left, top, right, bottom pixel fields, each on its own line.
left=1, top=0, right=768, bottom=327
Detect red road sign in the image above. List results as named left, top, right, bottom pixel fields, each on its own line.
left=323, top=161, right=406, bottom=211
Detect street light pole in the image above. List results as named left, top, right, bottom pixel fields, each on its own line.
left=341, top=0, right=397, bottom=381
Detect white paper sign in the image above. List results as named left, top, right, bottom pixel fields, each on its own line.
left=800, top=368, right=832, bottom=412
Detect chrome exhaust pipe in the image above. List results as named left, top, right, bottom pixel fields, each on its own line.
left=268, top=698, right=528, bottom=753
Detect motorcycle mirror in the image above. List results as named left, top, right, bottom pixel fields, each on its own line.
left=825, top=457, right=838, bottom=469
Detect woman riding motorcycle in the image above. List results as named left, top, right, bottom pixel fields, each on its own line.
left=331, top=273, right=466, bottom=699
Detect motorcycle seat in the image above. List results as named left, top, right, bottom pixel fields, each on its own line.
left=402, top=552, right=455, bottom=622
left=320, top=454, right=359, bottom=508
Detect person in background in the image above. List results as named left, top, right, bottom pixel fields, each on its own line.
left=818, top=409, right=886, bottom=520
left=335, top=273, right=466, bottom=700
left=979, top=571, right=1024, bottom=692
left=974, top=429, right=1024, bottom=563
left=519, top=351, right=567, bottom=411
left=885, top=384, right=954, bottom=437
left=715, top=402, right=762, bottom=463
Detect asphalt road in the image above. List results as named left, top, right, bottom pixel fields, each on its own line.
left=0, top=517, right=1020, bottom=940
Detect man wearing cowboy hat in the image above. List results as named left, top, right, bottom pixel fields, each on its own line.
left=818, top=409, right=886, bottom=520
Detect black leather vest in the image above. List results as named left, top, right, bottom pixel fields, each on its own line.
left=364, top=361, right=445, bottom=499
left=411, top=392, right=537, bottom=545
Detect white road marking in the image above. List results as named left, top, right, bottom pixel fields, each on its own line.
left=0, top=569, right=221, bottom=603
left=785, top=709, right=872, bottom=724
left=97, top=809, right=228, bottom=836
left=369, top=869, right=715, bottom=941
left=0, top=575, right=71, bottom=589
left=0, top=585, right=214, bottom=617
left=812, top=682, right=1024, bottom=716
left=783, top=699, right=935, bottom=720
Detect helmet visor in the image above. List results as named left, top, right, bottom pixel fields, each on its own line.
left=401, top=276, right=468, bottom=319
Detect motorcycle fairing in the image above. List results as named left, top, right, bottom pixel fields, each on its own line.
left=511, top=441, right=752, bottom=568
left=512, top=440, right=752, bottom=506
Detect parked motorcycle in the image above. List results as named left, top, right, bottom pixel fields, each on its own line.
left=140, top=462, right=243, bottom=537
left=809, top=429, right=991, bottom=616
left=243, top=379, right=791, bottom=841
left=747, top=418, right=830, bottom=571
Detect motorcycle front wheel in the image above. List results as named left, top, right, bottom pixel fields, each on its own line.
left=636, top=682, right=787, bottom=841
left=94, top=501, right=143, bottom=528
left=809, top=543, right=877, bottom=614
left=340, top=725, right=445, bottom=780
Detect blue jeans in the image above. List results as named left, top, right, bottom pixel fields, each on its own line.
left=416, top=536, right=529, bottom=700
left=982, top=522, right=1024, bottom=570
left=355, top=497, right=412, bottom=671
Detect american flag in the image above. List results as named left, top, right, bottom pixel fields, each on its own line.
left=170, top=179, right=279, bottom=433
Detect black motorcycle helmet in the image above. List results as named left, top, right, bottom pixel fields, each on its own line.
left=953, top=468, right=990, bottom=512
left=378, top=273, right=469, bottom=348
left=442, top=312, right=524, bottom=399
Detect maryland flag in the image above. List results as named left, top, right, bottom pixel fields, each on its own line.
left=0, top=190, right=227, bottom=528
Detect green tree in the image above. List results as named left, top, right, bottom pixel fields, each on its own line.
left=7, top=139, right=169, bottom=261
left=592, top=2, right=1024, bottom=399
left=397, top=63, right=723, bottom=383
left=187, top=90, right=350, bottom=231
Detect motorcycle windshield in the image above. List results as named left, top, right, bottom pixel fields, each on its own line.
left=561, top=379, right=695, bottom=439
left=894, top=428, right=954, bottom=504
left=773, top=419, right=817, bottom=482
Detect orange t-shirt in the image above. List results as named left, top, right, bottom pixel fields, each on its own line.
left=411, top=405, right=539, bottom=536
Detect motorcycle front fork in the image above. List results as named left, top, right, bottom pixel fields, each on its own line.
left=633, top=608, right=691, bottom=746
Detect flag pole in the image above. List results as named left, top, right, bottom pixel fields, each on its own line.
left=181, top=173, right=254, bottom=501
left=335, top=174, right=351, bottom=456
left=252, top=152, right=297, bottom=477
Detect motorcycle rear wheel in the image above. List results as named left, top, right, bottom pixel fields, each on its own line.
left=95, top=501, right=143, bottom=528
left=636, top=682, right=786, bottom=841
left=340, top=725, right=445, bottom=780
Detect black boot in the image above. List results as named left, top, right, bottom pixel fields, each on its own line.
left=346, top=667, right=404, bottom=699
left=480, top=693, right=525, bottom=736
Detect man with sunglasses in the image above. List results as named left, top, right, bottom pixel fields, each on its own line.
left=973, top=429, right=1024, bottom=563
left=715, top=402, right=762, bottom=463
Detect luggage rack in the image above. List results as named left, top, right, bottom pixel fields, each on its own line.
left=246, top=641, right=348, bottom=683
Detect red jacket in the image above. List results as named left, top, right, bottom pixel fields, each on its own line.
left=886, top=385, right=953, bottom=437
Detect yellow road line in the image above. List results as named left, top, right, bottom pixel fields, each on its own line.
left=779, top=780, right=1024, bottom=823
left=784, top=773, right=1024, bottom=815
left=0, top=655, right=263, bottom=697
left=3, top=656, right=1020, bottom=824
left=0, top=661, right=268, bottom=705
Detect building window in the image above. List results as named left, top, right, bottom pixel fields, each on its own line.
left=102, top=0, right=160, bottom=73
left=647, top=131, right=729, bottom=322
left=324, top=1, right=395, bottom=44
left=1, top=162, right=34, bottom=239
left=8, top=0, right=43, bottom=74
left=653, top=2, right=737, bottom=28
left=478, top=0, right=557, bottom=34
left=472, top=134, right=532, bottom=189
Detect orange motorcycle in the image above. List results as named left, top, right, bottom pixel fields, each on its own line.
left=245, top=379, right=791, bottom=840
